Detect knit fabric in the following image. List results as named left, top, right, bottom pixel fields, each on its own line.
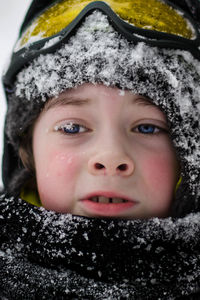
left=0, top=195, right=200, bottom=299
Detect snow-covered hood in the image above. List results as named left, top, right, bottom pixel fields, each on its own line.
left=5, top=11, right=200, bottom=216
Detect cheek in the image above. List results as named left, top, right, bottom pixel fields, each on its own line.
left=36, top=150, right=81, bottom=207
left=144, top=155, right=173, bottom=186
left=39, top=150, right=79, bottom=184
left=48, top=151, right=79, bottom=179
left=141, top=151, right=178, bottom=211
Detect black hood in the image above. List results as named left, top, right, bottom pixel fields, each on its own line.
left=2, top=0, right=200, bottom=202
left=2, top=6, right=200, bottom=217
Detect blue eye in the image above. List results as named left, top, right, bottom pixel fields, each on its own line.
left=55, top=122, right=87, bottom=135
left=63, top=123, right=81, bottom=134
left=137, top=124, right=160, bottom=134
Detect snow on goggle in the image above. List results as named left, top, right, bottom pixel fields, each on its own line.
left=3, top=0, right=200, bottom=87
left=18, top=0, right=195, bottom=48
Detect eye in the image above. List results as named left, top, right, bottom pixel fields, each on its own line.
left=133, top=124, right=162, bottom=134
left=55, top=122, right=88, bottom=135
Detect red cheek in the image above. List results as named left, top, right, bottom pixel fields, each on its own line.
left=37, top=152, right=80, bottom=203
left=142, top=155, right=171, bottom=187
left=50, top=152, right=79, bottom=178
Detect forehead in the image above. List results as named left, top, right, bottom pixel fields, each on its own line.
left=44, top=83, right=156, bottom=111
left=35, top=84, right=168, bottom=128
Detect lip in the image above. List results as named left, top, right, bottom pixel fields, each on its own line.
left=79, top=191, right=138, bottom=217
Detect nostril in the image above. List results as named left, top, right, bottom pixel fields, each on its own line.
left=95, top=163, right=105, bottom=169
left=118, top=164, right=128, bottom=171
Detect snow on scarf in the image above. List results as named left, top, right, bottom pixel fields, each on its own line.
left=0, top=195, right=200, bottom=299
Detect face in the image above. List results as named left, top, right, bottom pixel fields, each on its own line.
left=32, top=83, right=180, bottom=219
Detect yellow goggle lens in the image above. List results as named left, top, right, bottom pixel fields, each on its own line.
left=20, top=0, right=194, bottom=48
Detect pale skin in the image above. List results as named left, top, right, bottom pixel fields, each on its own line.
left=32, top=83, right=180, bottom=219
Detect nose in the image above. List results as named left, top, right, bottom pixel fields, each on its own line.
left=88, top=151, right=134, bottom=177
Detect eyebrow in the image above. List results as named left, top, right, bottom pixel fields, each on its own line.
left=133, top=96, right=155, bottom=106
left=44, top=94, right=155, bottom=112
left=44, top=96, right=91, bottom=111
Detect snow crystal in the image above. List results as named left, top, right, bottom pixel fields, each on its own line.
left=42, top=36, right=62, bottom=49
left=0, top=250, right=5, bottom=257
left=14, top=21, right=44, bottom=52
left=22, top=227, right=27, bottom=233
left=150, top=278, right=157, bottom=284
left=164, top=69, right=179, bottom=88
left=98, top=271, right=102, bottom=278
left=92, top=252, right=97, bottom=261
left=119, top=90, right=125, bottom=96
left=83, top=232, right=89, bottom=241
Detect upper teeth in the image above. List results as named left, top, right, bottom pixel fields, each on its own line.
left=90, top=196, right=127, bottom=203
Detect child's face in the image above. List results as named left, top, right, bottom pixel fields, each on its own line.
left=33, top=83, right=180, bottom=219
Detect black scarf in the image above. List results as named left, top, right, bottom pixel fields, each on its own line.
left=0, top=195, right=200, bottom=299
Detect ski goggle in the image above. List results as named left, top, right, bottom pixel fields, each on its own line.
left=3, top=0, right=200, bottom=88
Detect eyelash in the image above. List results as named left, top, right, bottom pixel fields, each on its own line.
left=54, top=122, right=167, bottom=136
left=54, top=122, right=89, bottom=135
left=133, top=124, right=167, bottom=135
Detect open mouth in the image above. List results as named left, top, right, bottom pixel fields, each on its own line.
left=80, top=192, right=136, bottom=217
left=89, top=196, right=128, bottom=204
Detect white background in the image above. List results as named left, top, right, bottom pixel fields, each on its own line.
left=0, top=0, right=32, bottom=186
